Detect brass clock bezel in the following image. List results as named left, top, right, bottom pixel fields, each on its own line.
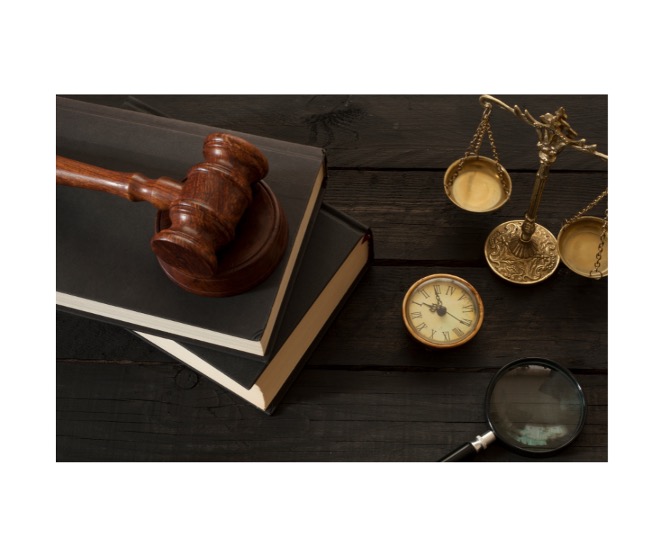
left=402, top=273, right=485, bottom=349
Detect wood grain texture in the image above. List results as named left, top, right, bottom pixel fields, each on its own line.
left=56, top=95, right=608, bottom=461
left=64, top=95, right=608, bottom=171
left=324, top=170, right=608, bottom=261
left=56, top=362, right=606, bottom=462
left=310, top=265, right=607, bottom=370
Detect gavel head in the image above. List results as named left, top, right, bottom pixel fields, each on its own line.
left=150, top=133, right=269, bottom=278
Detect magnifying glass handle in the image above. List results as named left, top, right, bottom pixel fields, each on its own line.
left=438, top=431, right=496, bottom=462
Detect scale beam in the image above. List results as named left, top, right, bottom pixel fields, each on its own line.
left=446, top=94, right=608, bottom=284
left=479, top=94, right=608, bottom=161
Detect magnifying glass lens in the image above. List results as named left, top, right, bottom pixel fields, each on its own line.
left=487, top=361, right=586, bottom=453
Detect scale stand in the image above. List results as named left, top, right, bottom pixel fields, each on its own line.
left=448, top=94, right=608, bottom=285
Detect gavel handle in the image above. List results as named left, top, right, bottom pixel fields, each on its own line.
left=56, top=155, right=182, bottom=211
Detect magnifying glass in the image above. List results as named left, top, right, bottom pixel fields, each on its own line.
left=439, top=357, right=587, bottom=461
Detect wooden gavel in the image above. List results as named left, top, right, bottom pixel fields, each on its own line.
left=57, top=133, right=269, bottom=279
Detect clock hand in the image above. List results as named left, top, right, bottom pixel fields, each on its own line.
left=416, top=301, right=440, bottom=313
left=429, top=302, right=447, bottom=316
left=415, top=299, right=448, bottom=317
left=420, top=300, right=446, bottom=316
left=446, top=311, right=467, bottom=324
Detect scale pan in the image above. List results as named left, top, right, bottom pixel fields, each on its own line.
left=558, top=216, right=608, bottom=278
left=444, top=155, right=511, bottom=213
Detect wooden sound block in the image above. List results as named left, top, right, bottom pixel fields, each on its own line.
left=155, top=181, right=288, bottom=297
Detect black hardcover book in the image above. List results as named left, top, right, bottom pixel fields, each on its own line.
left=56, top=98, right=325, bottom=358
left=135, top=204, right=372, bottom=413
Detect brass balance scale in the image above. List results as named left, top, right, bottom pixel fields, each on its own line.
left=444, top=94, right=608, bottom=284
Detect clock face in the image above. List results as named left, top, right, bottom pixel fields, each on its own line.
left=402, top=274, right=484, bottom=348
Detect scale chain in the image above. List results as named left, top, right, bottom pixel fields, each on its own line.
left=564, top=188, right=608, bottom=225
left=445, top=107, right=491, bottom=190
left=471, top=104, right=492, bottom=154
left=446, top=104, right=509, bottom=196
left=484, top=119, right=509, bottom=196
left=589, top=207, right=608, bottom=279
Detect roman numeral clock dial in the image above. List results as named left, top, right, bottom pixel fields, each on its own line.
left=402, top=274, right=484, bottom=349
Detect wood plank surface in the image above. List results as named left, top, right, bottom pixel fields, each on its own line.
left=64, top=94, right=608, bottom=171
left=56, top=361, right=606, bottom=462
left=56, top=94, right=608, bottom=462
left=325, top=169, right=607, bottom=261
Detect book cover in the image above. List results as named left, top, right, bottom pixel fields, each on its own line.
left=135, top=204, right=373, bottom=413
left=56, top=97, right=325, bottom=358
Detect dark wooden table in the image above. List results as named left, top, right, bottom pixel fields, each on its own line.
left=56, top=95, right=608, bottom=462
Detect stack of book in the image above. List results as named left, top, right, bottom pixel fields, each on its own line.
left=56, top=98, right=372, bottom=413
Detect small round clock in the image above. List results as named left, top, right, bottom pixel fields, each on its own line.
left=402, top=273, right=484, bottom=349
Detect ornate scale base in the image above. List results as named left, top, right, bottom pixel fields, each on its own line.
left=484, top=220, right=560, bottom=285
left=156, top=180, right=288, bottom=297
